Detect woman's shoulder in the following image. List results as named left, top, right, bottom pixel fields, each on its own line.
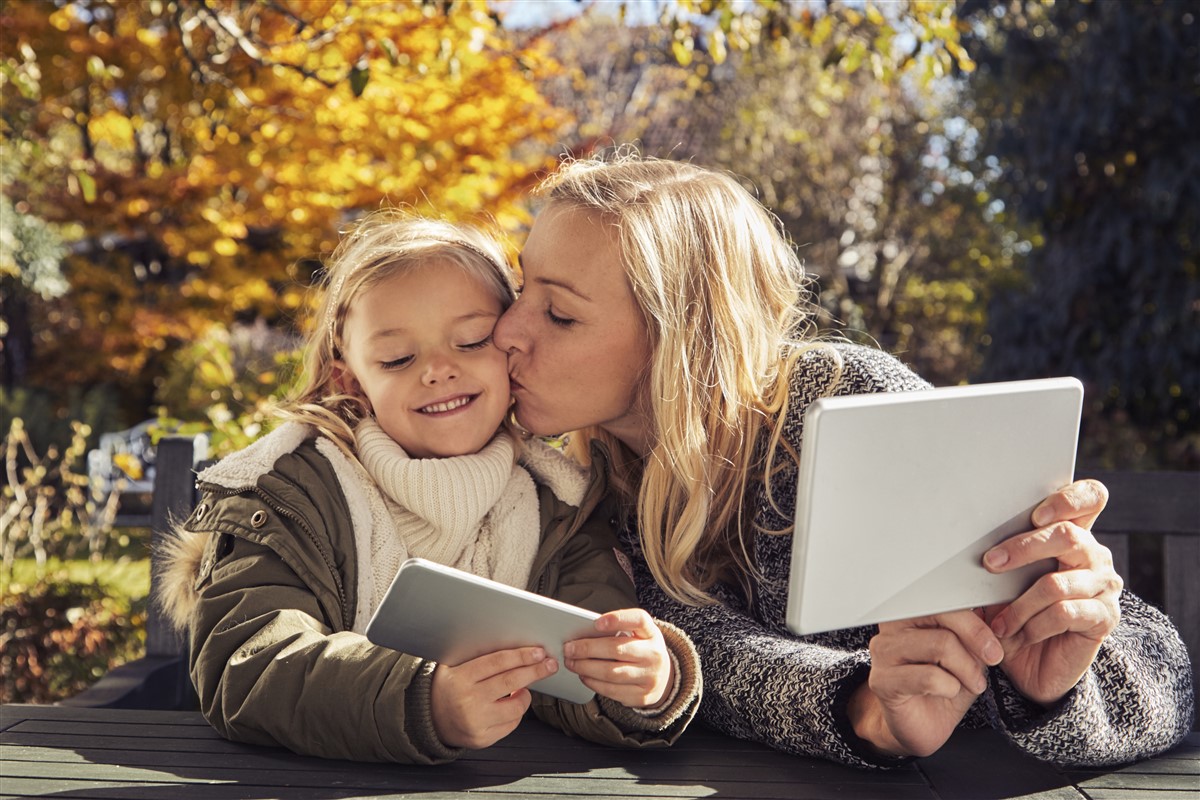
left=789, top=341, right=932, bottom=402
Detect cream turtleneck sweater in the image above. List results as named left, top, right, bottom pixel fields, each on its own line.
left=352, top=419, right=541, bottom=629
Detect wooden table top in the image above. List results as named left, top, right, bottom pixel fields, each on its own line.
left=1, top=704, right=1196, bottom=799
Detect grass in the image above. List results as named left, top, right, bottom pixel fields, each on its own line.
left=3, top=557, right=150, bottom=602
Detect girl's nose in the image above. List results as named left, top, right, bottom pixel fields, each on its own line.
left=421, top=355, right=459, bottom=386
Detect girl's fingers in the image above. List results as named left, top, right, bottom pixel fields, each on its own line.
left=595, top=608, right=658, bottom=637
left=564, top=633, right=662, bottom=666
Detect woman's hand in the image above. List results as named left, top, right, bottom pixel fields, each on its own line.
left=855, top=610, right=1004, bottom=757
left=982, top=479, right=1121, bottom=705
left=430, top=646, right=557, bottom=749
left=563, top=608, right=674, bottom=709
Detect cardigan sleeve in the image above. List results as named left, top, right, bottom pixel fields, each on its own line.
left=985, top=589, right=1194, bottom=766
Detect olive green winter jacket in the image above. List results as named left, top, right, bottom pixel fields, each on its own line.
left=162, top=425, right=700, bottom=763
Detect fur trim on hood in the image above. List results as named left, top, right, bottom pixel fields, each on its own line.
left=157, top=526, right=208, bottom=633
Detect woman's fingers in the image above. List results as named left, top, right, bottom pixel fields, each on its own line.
left=985, top=521, right=1113, bottom=573
left=873, top=611, right=1000, bottom=699
left=1031, top=479, right=1108, bottom=529
left=870, top=663, right=976, bottom=702
left=984, top=522, right=1122, bottom=642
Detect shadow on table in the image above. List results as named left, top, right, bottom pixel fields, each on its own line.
left=17, top=717, right=1181, bottom=800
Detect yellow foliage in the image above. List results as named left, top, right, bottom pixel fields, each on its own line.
left=6, top=0, right=565, bottom=391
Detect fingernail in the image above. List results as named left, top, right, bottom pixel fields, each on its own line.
left=545, top=658, right=558, bottom=674
left=562, top=643, right=575, bottom=658
left=531, top=647, right=545, bottom=661
left=984, top=549, right=1009, bottom=569
left=983, top=640, right=1003, bottom=664
left=990, top=616, right=1007, bottom=639
left=1033, top=505, right=1053, bottom=527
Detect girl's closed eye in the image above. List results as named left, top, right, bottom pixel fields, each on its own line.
left=460, top=334, right=494, bottom=351
left=380, top=355, right=413, bottom=370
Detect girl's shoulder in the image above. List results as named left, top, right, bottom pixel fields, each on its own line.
left=195, top=422, right=317, bottom=491
left=518, top=437, right=590, bottom=508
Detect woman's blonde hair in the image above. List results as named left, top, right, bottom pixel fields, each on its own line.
left=279, top=209, right=517, bottom=454
left=538, top=151, right=819, bottom=606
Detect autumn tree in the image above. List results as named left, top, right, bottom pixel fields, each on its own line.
left=2, top=0, right=566, bottom=422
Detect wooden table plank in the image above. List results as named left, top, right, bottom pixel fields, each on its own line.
left=1, top=705, right=1196, bottom=800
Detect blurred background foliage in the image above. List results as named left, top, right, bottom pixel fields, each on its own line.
left=0, top=0, right=1196, bottom=633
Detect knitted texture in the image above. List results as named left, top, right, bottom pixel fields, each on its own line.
left=354, top=420, right=540, bottom=623
left=629, top=342, right=1195, bottom=769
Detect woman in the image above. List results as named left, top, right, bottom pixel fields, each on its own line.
left=492, top=152, right=1194, bottom=768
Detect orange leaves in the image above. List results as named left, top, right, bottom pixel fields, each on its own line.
left=7, top=1, right=565, bottom=397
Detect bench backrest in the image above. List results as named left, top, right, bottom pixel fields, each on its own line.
left=1083, top=469, right=1200, bottom=714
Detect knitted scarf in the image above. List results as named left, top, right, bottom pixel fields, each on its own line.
left=353, top=418, right=540, bottom=624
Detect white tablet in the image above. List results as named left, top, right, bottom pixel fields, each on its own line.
left=786, top=377, right=1083, bottom=635
left=365, top=558, right=605, bottom=703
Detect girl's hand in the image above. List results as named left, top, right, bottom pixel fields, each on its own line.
left=856, top=609, right=1004, bottom=757
left=430, top=646, right=557, bottom=749
left=983, top=479, right=1121, bottom=705
left=563, top=608, right=673, bottom=709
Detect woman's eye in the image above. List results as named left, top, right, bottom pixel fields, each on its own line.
left=381, top=356, right=412, bottom=370
left=547, top=306, right=576, bottom=327
left=460, top=334, right=494, bottom=351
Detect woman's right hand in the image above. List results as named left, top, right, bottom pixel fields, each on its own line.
left=430, top=646, right=558, bottom=749
left=851, top=610, right=1004, bottom=758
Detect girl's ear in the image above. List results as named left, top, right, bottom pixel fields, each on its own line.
left=331, top=360, right=362, bottom=398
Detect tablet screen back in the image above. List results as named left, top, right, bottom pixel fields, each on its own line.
left=366, top=558, right=603, bottom=703
left=785, top=377, right=1082, bottom=635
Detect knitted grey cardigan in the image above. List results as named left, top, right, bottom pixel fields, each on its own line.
left=627, top=343, right=1194, bottom=769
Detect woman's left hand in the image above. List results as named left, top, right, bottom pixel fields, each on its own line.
left=982, top=479, right=1122, bottom=705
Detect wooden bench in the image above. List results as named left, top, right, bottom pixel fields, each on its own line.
left=62, top=436, right=207, bottom=710
left=63, top=438, right=1200, bottom=729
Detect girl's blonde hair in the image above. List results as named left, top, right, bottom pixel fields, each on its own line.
left=279, top=210, right=517, bottom=454
left=538, top=151, right=819, bottom=606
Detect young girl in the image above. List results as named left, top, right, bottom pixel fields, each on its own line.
left=162, top=211, right=701, bottom=763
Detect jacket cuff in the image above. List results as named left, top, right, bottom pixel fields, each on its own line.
left=404, top=659, right=466, bottom=762
left=597, top=619, right=702, bottom=732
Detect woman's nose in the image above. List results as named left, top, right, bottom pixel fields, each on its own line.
left=494, top=299, right=527, bottom=355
